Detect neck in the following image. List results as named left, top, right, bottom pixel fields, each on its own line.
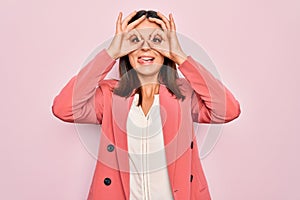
left=140, top=83, right=160, bottom=98
left=137, top=74, right=160, bottom=97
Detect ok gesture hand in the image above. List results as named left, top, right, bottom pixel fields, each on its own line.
left=107, top=11, right=146, bottom=59
left=147, top=12, right=188, bottom=65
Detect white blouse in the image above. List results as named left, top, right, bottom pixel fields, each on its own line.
left=126, top=93, right=174, bottom=200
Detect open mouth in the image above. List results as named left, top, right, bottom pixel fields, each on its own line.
left=137, top=56, right=155, bottom=65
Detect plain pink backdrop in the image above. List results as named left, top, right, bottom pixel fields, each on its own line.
left=1, top=0, right=299, bottom=199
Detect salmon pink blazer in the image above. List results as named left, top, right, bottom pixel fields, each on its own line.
left=52, top=49, right=241, bottom=200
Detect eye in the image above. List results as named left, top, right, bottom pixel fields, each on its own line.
left=131, top=36, right=140, bottom=43
left=152, top=36, right=162, bottom=43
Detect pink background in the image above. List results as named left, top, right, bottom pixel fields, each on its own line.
left=1, top=0, right=299, bottom=199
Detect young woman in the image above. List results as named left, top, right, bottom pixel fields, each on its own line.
left=52, top=10, right=241, bottom=200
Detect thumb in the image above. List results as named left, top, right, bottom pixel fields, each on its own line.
left=148, top=42, right=169, bottom=57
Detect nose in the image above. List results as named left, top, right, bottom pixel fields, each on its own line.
left=141, top=40, right=150, bottom=50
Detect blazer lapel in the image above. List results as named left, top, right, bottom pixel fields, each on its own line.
left=112, top=93, right=134, bottom=200
left=159, top=84, right=181, bottom=192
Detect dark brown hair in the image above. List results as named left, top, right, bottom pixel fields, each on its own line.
left=113, top=10, right=185, bottom=105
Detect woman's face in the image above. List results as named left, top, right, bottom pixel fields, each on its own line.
left=128, top=18, right=164, bottom=77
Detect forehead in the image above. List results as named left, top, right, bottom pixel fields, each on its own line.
left=134, top=18, right=161, bottom=29
left=133, top=19, right=162, bottom=36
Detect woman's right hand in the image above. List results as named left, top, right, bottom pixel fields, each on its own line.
left=106, top=11, right=146, bottom=59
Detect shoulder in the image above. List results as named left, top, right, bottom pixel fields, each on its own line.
left=176, top=78, right=193, bottom=95
left=98, top=79, right=119, bottom=91
left=176, top=77, right=189, bottom=85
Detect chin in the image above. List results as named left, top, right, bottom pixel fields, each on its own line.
left=134, top=62, right=163, bottom=77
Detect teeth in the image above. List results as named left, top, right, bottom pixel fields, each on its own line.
left=142, top=58, right=153, bottom=61
left=139, top=56, right=154, bottom=61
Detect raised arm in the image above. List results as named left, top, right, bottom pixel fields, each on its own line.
left=52, top=49, right=116, bottom=124
left=178, top=56, right=241, bottom=123
left=146, top=12, right=240, bottom=123
left=52, top=11, right=149, bottom=124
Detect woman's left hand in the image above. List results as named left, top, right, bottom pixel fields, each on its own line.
left=147, top=12, right=188, bottom=65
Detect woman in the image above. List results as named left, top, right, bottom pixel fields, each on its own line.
left=52, top=10, right=241, bottom=200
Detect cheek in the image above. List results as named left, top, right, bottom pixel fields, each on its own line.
left=157, top=56, right=164, bottom=65
left=128, top=55, right=137, bottom=67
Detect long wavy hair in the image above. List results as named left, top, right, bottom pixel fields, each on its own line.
left=113, top=10, right=185, bottom=106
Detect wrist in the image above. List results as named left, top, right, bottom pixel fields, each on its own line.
left=106, top=48, right=118, bottom=60
left=174, top=52, right=188, bottom=65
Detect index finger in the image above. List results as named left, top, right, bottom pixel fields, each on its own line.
left=121, top=11, right=138, bottom=31
left=126, top=15, right=146, bottom=31
left=156, top=11, right=171, bottom=30
left=150, top=28, right=167, bottom=41
left=148, top=17, right=167, bottom=30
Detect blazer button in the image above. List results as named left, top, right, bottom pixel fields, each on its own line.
left=107, top=144, right=115, bottom=152
left=190, top=141, right=194, bottom=149
left=104, top=177, right=111, bottom=186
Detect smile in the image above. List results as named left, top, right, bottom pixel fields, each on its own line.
left=137, top=56, right=155, bottom=65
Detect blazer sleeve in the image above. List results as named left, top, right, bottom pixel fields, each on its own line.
left=178, top=56, right=241, bottom=123
left=51, top=49, right=116, bottom=124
